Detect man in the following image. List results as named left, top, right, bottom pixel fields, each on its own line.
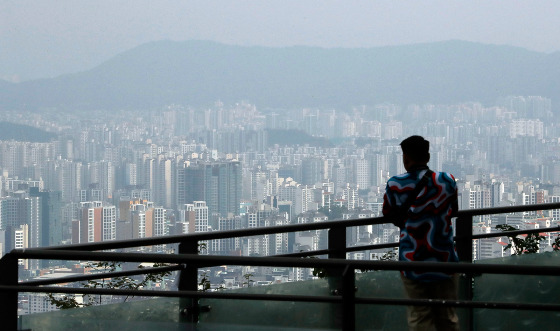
left=382, top=135, right=459, bottom=331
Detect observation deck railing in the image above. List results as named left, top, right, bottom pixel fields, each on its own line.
left=2, top=202, right=560, bottom=330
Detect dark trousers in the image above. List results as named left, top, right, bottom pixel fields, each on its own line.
left=401, top=274, right=459, bottom=331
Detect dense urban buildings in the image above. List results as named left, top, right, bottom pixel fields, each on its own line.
left=2, top=97, right=560, bottom=313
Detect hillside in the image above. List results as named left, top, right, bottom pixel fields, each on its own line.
left=0, top=122, right=57, bottom=142
left=0, top=40, right=558, bottom=110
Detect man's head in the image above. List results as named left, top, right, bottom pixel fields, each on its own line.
left=400, top=135, right=430, bottom=171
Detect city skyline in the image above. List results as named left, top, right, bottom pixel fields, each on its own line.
left=0, top=97, right=558, bottom=250
left=4, top=96, right=560, bottom=317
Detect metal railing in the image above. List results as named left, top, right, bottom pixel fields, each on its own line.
left=2, top=202, right=560, bottom=331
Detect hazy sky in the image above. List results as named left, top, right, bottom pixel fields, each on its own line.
left=2, top=1, right=560, bottom=81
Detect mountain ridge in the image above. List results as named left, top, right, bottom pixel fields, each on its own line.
left=0, top=40, right=558, bottom=111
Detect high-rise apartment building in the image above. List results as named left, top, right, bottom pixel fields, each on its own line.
left=0, top=196, right=29, bottom=229
left=343, top=184, right=360, bottom=210
left=510, top=119, right=544, bottom=140
left=29, top=187, right=64, bottom=248
left=212, top=215, right=242, bottom=255
left=469, top=184, right=491, bottom=209
left=0, top=188, right=63, bottom=264
left=549, top=196, right=560, bottom=221
left=355, top=158, right=370, bottom=189
left=14, top=224, right=29, bottom=268
left=75, top=202, right=116, bottom=243
left=181, top=201, right=209, bottom=233
left=265, top=213, right=290, bottom=255
left=301, top=157, right=324, bottom=186
left=177, top=161, right=241, bottom=223
left=116, top=199, right=167, bottom=240
left=497, top=95, right=552, bottom=119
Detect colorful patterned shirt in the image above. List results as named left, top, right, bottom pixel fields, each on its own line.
left=383, top=167, right=459, bottom=281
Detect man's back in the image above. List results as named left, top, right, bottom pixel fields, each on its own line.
left=383, top=167, right=459, bottom=281
left=386, top=136, right=461, bottom=331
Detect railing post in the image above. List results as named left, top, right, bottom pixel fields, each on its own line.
left=178, top=239, right=199, bottom=328
left=455, top=215, right=472, bottom=263
left=0, top=254, right=19, bottom=330
left=328, top=225, right=346, bottom=329
left=328, top=225, right=346, bottom=258
left=328, top=224, right=346, bottom=287
left=455, top=214, right=473, bottom=331
left=341, top=265, right=356, bottom=331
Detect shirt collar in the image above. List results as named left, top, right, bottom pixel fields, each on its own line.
left=407, top=165, right=429, bottom=173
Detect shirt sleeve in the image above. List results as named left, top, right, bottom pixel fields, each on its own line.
left=382, top=184, right=393, bottom=216
left=450, top=180, right=459, bottom=217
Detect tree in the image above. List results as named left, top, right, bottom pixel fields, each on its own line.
left=47, top=261, right=172, bottom=309
left=553, top=236, right=560, bottom=251
left=242, top=273, right=254, bottom=287
left=496, top=225, right=545, bottom=255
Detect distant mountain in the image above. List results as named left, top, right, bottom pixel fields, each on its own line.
left=267, top=129, right=332, bottom=147
left=0, top=40, right=558, bottom=110
left=0, top=80, right=12, bottom=90
left=0, top=122, right=57, bottom=142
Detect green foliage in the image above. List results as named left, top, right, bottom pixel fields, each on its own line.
left=299, top=255, right=327, bottom=279
left=312, top=265, right=328, bottom=279
left=243, top=273, right=254, bottom=287
left=199, top=272, right=211, bottom=292
left=47, top=261, right=172, bottom=309
left=46, top=293, right=81, bottom=310
left=0, top=122, right=57, bottom=142
left=375, top=249, right=398, bottom=261
left=496, top=224, right=545, bottom=255
left=138, top=263, right=172, bottom=285
left=359, top=249, right=398, bottom=273
left=198, top=242, right=208, bottom=254
left=553, top=236, right=560, bottom=251
left=267, top=129, right=332, bottom=147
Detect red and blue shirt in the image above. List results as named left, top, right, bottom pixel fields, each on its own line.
left=383, top=167, right=459, bottom=281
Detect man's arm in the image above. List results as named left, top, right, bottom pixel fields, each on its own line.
left=382, top=184, right=394, bottom=216
left=382, top=196, right=390, bottom=215
left=451, top=195, right=459, bottom=217
left=383, top=184, right=407, bottom=228
left=450, top=179, right=459, bottom=217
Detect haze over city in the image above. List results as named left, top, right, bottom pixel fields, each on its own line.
left=1, top=2, right=560, bottom=328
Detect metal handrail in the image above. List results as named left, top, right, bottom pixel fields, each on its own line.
left=4, top=284, right=560, bottom=314
left=456, top=203, right=560, bottom=216
left=9, top=249, right=560, bottom=275
left=3, top=202, right=560, bottom=331
left=471, top=225, right=560, bottom=240
left=25, top=201, right=560, bottom=252
left=4, top=285, right=560, bottom=313
left=20, top=264, right=184, bottom=287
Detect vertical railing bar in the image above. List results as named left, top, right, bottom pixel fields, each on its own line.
left=178, top=238, right=199, bottom=328
left=328, top=224, right=347, bottom=329
left=341, top=265, right=356, bottom=331
left=328, top=225, right=347, bottom=260
left=0, top=254, right=18, bottom=330
left=456, top=214, right=474, bottom=331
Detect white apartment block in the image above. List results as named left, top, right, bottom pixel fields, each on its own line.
left=184, top=201, right=209, bottom=233
left=509, top=119, right=544, bottom=139
left=355, top=158, right=370, bottom=190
